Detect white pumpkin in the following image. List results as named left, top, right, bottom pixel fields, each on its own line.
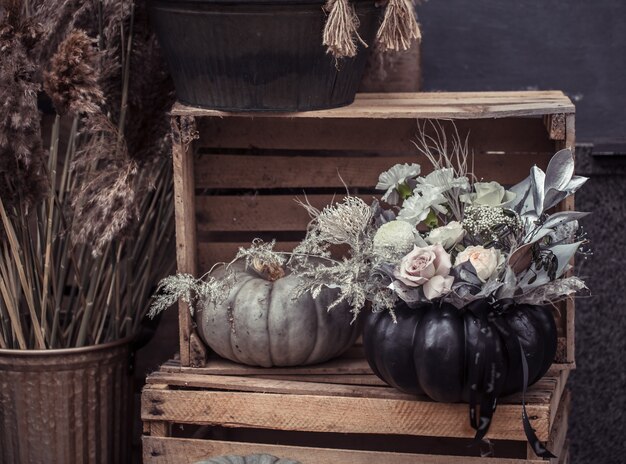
left=195, top=260, right=359, bottom=367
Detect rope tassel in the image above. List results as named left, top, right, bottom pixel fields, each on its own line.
left=323, top=0, right=367, bottom=59
left=376, top=0, right=421, bottom=52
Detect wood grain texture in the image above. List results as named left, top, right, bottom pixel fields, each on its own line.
left=195, top=195, right=371, bottom=233
left=172, top=117, right=199, bottom=367
left=172, top=92, right=574, bottom=119
left=193, top=152, right=553, bottom=189
left=547, top=390, right=570, bottom=464
left=141, top=388, right=551, bottom=441
left=160, top=355, right=373, bottom=376
left=194, top=117, right=556, bottom=153
left=142, top=436, right=545, bottom=464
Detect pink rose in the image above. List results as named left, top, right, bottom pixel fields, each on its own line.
left=394, top=244, right=454, bottom=300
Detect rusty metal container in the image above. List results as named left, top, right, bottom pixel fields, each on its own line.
left=0, top=338, right=133, bottom=464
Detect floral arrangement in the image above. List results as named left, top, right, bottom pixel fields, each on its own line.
left=289, top=137, right=589, bottom=319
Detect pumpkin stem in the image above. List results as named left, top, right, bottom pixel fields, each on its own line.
left=252, top=258, right=286, bottom=282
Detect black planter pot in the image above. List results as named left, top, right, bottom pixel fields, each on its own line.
left=150, top=0, right=380, bottom=111
left=363, top=300, right=558, bottom=455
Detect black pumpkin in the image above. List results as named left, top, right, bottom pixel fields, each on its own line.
left=363, top=300, right=557, bottom=455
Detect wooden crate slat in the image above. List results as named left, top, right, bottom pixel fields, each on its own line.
left=145, top=372, right=557, bottom=405
left=547, top=389, right=570, bottom=464
left=143, top=436, right=545, bottom=464
left=249, top=374, right=387, bottom=386
left=171, top=117, right=199, bottom=367
left=194, top=118, right=556, bottom=153
left=172, top=91, right=574, bottom=119
left=195, top=194, right=374, bottom=233
left=193, top=152, right=553, bottom=189
left=145, top=372, right=414, bottom=400
left=161, top=355, right=374, bottom=376
left=141, top=388, right=551, bottom=441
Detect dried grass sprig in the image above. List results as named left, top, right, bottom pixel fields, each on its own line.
left=0, top=0, right=47, bottom=209
left=44, top=29, right=104, bottom=116
left=412, top=120, right=473, bottom=221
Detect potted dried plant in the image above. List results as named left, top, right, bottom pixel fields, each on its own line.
left=150, top=0, right=422, bottom=110
left=0, top=2, right=174, bottom=463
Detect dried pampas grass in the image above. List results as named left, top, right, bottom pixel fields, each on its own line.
left=44, top=30, right=104, bottom=116
left=0, top=0, right=47, bottom=210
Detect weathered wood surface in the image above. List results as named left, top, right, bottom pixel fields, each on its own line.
left=171, top=117, right=199, bottom=367
left=172, top=91, right=574, bottom=119
left=142, top=353, right=567, bottom=443
left=193, top=152, right=552, bottom=189
left=194, top=117, right=556, bottom=154
left=142, top=388, right=552, bottom=441
left=143, top=436, right=548, bottom=464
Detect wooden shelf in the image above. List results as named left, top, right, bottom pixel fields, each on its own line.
left=142, top=351, right=570, bottom=463
left=171, top=91, right=575, bottom=120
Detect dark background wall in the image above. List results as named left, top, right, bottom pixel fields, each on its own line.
left=419, top=0, right=626, bottom=147
left=418, top=2, right=626, bottom=463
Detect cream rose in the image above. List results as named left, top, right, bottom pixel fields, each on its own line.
left=455, top=245, right=504, bottom=282
left=460, top=181, right=516, bottom=207
left=425, top=221, right=465, bottom=249
left=393, top=244, right=454, bottom=300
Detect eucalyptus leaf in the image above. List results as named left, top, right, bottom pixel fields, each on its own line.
left=540, top=211, right=589, bottom=230
left=507, top=176, right=533, bottom=214
left=544, top=148, right=575, bottom=193
left=549, top=240, right=585, bottom=279
left=519, top=265, right=551, bottom=290
left=530, top=166, right=546, bottom=216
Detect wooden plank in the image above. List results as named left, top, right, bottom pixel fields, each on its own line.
left=195, top=117, right=557, bottom=153
left=195, top=194, right=371, bottom=233
left=172, top=91, right=574, bottom=119
left=143, top=436, right=542, bottom=464
left=150, top=422, right=171, bottom=438
left=171, top=116, right=200, bottom=367
left=146, top=373, right=416, bottom=400
left=547, top=390, right=570, bottom=464
left=141, top=389, right=551, bottom=441
left=193, top=152, right=553, bottom=189
left=161, top=355, right=374, bottom=376
left=145, top=371, right=557, bottom=404
left=249, top=374, right=387, bottom=387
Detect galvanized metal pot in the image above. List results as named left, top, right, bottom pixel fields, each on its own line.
left=150, top=0, right=380, bottom=111
left=0, top=338, right=133, bottom=464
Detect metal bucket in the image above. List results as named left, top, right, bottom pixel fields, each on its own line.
left=0, top=338, right=133, bottom=464
left=150, top=0, right=380, bottom=111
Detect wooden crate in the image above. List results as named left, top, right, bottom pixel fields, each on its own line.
left=169, top=91, right=576, bottom=369
left=142, top=347, right=571, bottom=464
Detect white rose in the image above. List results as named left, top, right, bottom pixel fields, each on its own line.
left=393, top=244, right=454, bottom=300
left=460, top=181, right=516, bottom=207
left=455, top=245, right=504, bottom=282
left=373, top=220, right=416, bottom=256
left=425, top=221, right=465, bottom=249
